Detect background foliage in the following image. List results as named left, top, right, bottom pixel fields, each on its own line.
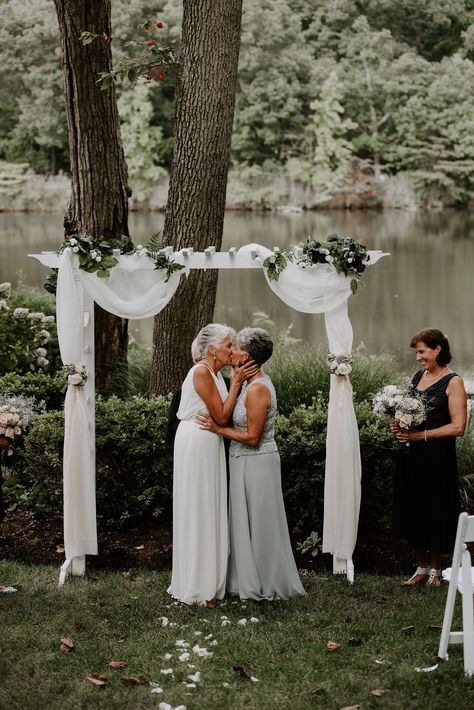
left=1, top=0, right=473, bottom=207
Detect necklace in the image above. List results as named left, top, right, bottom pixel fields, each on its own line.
left=424, top=366, right=448, bottom=382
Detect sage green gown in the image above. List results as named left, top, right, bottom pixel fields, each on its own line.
left=227, top=375, right=306, bottom=600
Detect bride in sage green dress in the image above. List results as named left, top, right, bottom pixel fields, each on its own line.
left=197, top=327, right=306, bottom=601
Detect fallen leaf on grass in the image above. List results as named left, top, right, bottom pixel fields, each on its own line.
left=370, top=689, right=386, bottom=697
left=59, top=637, right=75, bottom=653
left=347, top=638, right=362, bottom=647
left=121, top=675, right=148, bottom=685
left=109, top=661, right=126, bottom=669
left=233, top=666, right=251, bottom=679
left=72, top=622, right=82, bottom=631
left=56, top=544, right=65, bottom=553
left=310, top=687, right=323, bottom=694
left=327, top=641, right=341, bottom=652
left=402, top=625, right=415, bottom=633
left=428, top=624, right=442, bottom=631
left=86, top=674, right=107, bottom=686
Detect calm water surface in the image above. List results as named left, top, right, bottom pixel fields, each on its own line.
left=1, top=210, right=473, bottom=374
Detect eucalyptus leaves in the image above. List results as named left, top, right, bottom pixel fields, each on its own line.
left=59, top=233, right=184, bottom=283
left=263, top=234, right=370, bottom=294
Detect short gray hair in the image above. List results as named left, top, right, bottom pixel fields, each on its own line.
left=236, top=327, right=273, bottom=365
left=194, top=323, right=236, bottom=358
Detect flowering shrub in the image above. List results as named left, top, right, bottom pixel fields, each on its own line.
left=0, top=394, right=39, bottom=456
left=0, top=284, right=60, bottom=376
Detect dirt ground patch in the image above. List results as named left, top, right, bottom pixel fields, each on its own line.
left=0, top=509, right=173, bottom=572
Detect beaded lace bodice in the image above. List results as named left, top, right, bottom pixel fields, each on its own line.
left=230, top=374, right=278, bottom=457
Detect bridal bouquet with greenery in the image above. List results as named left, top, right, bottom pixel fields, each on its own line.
left=373, top=384, right=427, bottom=429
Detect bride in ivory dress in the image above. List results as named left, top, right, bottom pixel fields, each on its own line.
left=168, top=323, right=256, bottom=606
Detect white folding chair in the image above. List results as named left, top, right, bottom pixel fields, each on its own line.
left=438, top=512, right=474, bottom=676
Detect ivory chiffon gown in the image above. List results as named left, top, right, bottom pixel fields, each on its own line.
left=167, top=363, right=229, bottom=604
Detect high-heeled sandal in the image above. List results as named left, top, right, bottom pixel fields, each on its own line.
left=425, top=568, right=441, bottom=587
left=401, top=566, right=430, bottom=587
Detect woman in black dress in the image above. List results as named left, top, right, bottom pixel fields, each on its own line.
left=391, top=329, right=467, bottom=586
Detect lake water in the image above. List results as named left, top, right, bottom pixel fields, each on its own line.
left=1, top=209, right=474, bottom=375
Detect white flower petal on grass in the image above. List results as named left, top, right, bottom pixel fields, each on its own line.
left=164, top=653, right=173, bottom=660
left=187, top=672, right=201, bottom=683
left=160, top=668, right=174, bottom=675
left=204, top=633, right=213, bottom=640
left=194, top=631, right=202, bottom=636
left=241, top=605, right=247, bottom=609
left=202, top=618, right=210, bottom=623
left=150, top=685, right=163, bottom=694
left=158, top=704, right=172, bottom=710
left=161, top=617, right=169, bottom=627
left=250, top=617, right=259, bottom=623
left=223, top=682, right=232, bottom=688
left=250, top=676, right=259, bottom=683
left=237, top=619, right=247, bottom=626
left=221, top=619, right=231, bottom=626
left=179, top=652, right=190, bottom=662
left=176, top=640, right=189, bottom=648
left=192, top=645, right=213, bottom=658
left=187, top=664, right=196, bottom=669
left=415, top=663, right=439, bottom=673
left=169, top=622, right=177, bottom=627
left=185, top=683, right=196, bottom=689
left=220, top=615, right=228, bottom=619
left=210, top=640, right=218, bottom=646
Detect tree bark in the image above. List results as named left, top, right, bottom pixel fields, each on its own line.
left=150, top=0, right=243, bottom=395
left=54, top=0, right=130, bottom=396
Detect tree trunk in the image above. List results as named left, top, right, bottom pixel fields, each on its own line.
left=54, top=0, right=130, bottom=396
left=150, top=0, right=243, bottom=395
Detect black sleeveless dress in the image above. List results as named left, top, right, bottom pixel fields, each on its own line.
left=392, top=371, right=461, bottom=553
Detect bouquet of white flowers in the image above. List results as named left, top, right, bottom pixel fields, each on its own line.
left=373, top=384, right=427, bottom=430
left=0, top=395, right=38, bottom=455
left=326, top=353, right=353, bottom=377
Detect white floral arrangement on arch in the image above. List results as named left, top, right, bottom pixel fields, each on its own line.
left=373, top=384, right=427, bottom=430
left=63, top=364, right=88, bottom=388
left=326, top=353, right=353, bottom=377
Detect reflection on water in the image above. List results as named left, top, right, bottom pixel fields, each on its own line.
left=1, top=209, right=473, bottom=373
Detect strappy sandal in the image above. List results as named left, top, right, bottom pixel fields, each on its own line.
left=401, top=566, right=430, bottom=587
left=425, top=568, right=441, bottom=587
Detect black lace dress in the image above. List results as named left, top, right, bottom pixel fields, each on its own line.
left=392, top=371, right=461, bottom=553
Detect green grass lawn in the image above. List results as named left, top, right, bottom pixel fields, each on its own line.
left=1, top=561, right=473, bottom=709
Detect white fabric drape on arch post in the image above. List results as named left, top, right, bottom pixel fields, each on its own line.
left=35, top=243, right=387, bottom=584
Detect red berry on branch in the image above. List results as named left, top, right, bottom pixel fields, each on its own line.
left=158, top=74, right=165, bottom=81
left=155, top=21, right=164, bottom=29
left=103, top=35, right=113, bottom=46
left=146, top=75, right=153, bottom=81
left=147, top=39, right=156, bottom=46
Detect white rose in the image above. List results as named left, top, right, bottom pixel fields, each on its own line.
left=90, top=250, right=97, bottom=258
left=68, top=374, right=84, bottom=386
left=73, top=246, right=79, bottom=253
left=336, top=362, right=352, bottom=376
left=95, top=256, right=102, bottom=262
left=69, top=238, right=77, bottom=245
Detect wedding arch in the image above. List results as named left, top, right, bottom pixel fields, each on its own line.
left=31, top=243, right=387, bottom=585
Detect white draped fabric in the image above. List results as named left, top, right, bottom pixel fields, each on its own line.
left=52, top=244, right=386, bottom=571
left=238, top=244, right=385, bottom=565
left=56, top=249, right=185, bottom=560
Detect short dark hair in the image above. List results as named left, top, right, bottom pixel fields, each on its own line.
left=410, top=328, right=452, bottom=365
left=237, top=327, right=273, bottom=366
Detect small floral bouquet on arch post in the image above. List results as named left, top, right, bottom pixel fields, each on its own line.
left=326, top=353, right=353, bottom=377
left=372, top=384, right=428, bottom=445
left=63, top=364, right=87, bottom=389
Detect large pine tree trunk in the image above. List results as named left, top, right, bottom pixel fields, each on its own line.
left=54, top=0, right=130, bottom=396
left=150, top=0, right=243, bottom=395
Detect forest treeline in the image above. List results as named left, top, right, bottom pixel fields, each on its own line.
left=1, top=0, right=473, bottom=208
